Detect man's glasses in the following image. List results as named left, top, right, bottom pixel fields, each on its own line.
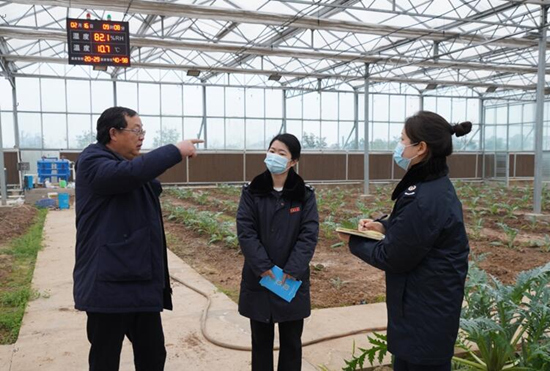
left=119, top=128, right=146, bottom=136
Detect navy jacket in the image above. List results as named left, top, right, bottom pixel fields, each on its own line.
left=73, top=143, right=182, bottom=313
left=236, top=168, right=319, bottom=323
left=349, top=158, right=469, bottom=365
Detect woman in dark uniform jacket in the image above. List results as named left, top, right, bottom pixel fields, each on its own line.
left=237, top=133, right=319, bottom=371
left=339, top=111, right=471, bottom=371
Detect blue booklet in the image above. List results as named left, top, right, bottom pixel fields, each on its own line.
left=259, top=265, right=302, bottom=303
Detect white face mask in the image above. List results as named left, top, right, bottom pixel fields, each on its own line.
left=393, top=142, right=419, bottom=171
left=264, top=153, right=289, bottom=174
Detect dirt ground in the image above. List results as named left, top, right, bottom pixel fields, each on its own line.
left=0, top=206, right=38, bottom=283
left=0, top=206, right=37, bottom=246
left=162, top=182, right=550, bottom=309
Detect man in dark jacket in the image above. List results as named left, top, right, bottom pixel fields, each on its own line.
left=74, top=106, right=202, bottom=371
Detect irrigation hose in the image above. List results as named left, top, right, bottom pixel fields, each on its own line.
left=170, top=274, right=388, bottom=351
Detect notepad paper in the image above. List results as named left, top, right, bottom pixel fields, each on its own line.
left=336, top=227, right=385, bottom=240
left=259, top=265, right=302, bottom=303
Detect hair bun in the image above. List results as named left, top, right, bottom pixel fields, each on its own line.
left=452, top=121, right=472, bottom=137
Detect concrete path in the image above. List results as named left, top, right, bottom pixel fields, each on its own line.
left=1, top=208, right=388, bottom=371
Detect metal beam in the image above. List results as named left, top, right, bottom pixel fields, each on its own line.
left=0, top=53, right=538, bottom=91
left=0, top=26, right=545, bottom=76
left=534, top=5, right=548, bottom=214
left=7, top=0, right=543, bottom=49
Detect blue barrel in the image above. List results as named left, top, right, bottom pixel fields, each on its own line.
left=24, top=175, right=34, bottom=190
left=58, top=193, right=70, bottom=209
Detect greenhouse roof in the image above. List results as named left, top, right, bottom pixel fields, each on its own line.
left=0, top=0, right=549, bottom=96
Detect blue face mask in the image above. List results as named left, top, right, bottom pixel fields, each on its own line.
left=393, top=142, right=418, bottom=171
left=265, top=153, right=289, bottom=174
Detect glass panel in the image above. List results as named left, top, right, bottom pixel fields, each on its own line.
left=389, top=95, right=405, bottom=122
left=302, top=120, right=322, bottom=148
left=495, top=124, right=507, bottom=151
left=68, top=114, right=93, bottom=149
left=321, top=121, right=338, bottom=149
left=42, top=113, right=67, bottom=148
left=467, top=99, right=480, bottom=123
left=372, top=122, right=389, bottom=150
left=287, top=94, right=302, bottom=119
left=451, top=98, right=467, bottom=123
left=339, top=93, right=354, bottom=121
left=339, top=121, right=355, bottom=149
left=265, top=89, right=282, bottom=118
left=184, top=117, right=203, bottom=145
left=226, top=118, right=244, bottom=149
left=373, top=95, right=389, bottom=122
left=184, top=86, right=203, bottom=116
left=206, top=87, right=224, bottom=117
left=141, top=116, right=161, bottom=149
left=437, top=97, right=451, bottom=121
left=266, top=119, right=281, bottom=144
left=226, top=88, right=245, bottom=118
left=303, top=92, right=320, bottom=120
left=406, top=96, right=419, bottom=118
left=389, top=123, right=402, bottom=149
left=41, top=79, right=66, bottom=112
left=509, top=104, right=522, bottom=124
left=0, top=78, right=12, bottom=109
left=1, top=112, right=15, bottom=148
left=523, top=103, right=535, bottom=123
left=286, top=120, right=302, bottom=143
left=67, top=80, right=91, bottom=113
left=139, top=83, right=160, bottom=115
left=484, top=125, right=496, bottom=152
left=321, top=92, right=338, bottom=120
left=246, top=119, right=265, bottom=149
left=17, top=78, right=41, bottom=111
left=206, top=118, right=224, bottom=149
left=246, top=89, right=264, bottom=118
left=496, top=106, right=507, bottom=125
left=508, top=124, right=522, bottom=151
left=523, top=123, right=535, bottom=151
left=161, top=85, right=182, bottom=116
left=19, top=113, right=42, bottom=148
left=160, top=117, right=183, bottom=145
left=92, top=81, right=114, bottom=113
left=117, top=82, right=138, bottom=110
left=424, top=97, right=436, bottom=112
left=485, top=107, right=495, bottom=125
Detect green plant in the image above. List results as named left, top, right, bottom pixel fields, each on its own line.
left=1, top=208, right=47, bottom=344
left=497, top=222, right=519, bottom=249
left=453, top=258, right=550, bottom=371
left=341, top=333, right=390, bottom=371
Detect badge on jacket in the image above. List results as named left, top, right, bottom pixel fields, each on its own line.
left=404, top=185, right=417, bottom=196
left=290, top=207, right=301, bottom=213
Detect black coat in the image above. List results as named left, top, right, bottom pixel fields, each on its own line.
left=73, top=143, right=182, bottom=313
left=236, top=168, right=319, bottom=323
left=349, top=158, right=469, bottom=365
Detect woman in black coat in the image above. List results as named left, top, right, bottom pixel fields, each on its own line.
left=237, top=133, right=319, bottom=371
left=339, top=111, right=471, bottom=371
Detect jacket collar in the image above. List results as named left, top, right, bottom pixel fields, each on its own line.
left=392, top=157, right=449, bottom=200
left=249, top=167, right=306, bottom=202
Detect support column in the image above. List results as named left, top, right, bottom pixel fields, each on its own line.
left=0, top=108, right=7, bottom=205
left=534, top=5, right=547, bottom=214
left=480, top=98, right=485, bottom=180
left=363, top=64, right=370, bottom=195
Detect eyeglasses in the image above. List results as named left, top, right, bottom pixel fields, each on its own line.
left=119, top=128, right=146, bottom=136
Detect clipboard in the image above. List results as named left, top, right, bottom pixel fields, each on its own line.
left=336, top=227, right=385, bottom=241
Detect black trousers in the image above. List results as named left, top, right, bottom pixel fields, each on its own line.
left=86, top=312, right=166, bottom=371
left=250, top=319, right=304, bottom=371
left=393, top=357, right=451, bottom=371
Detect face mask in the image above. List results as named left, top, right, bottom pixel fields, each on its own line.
left=264, top=153, right=289, bottom=174
left=393, top=142, right=418, bottom=171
